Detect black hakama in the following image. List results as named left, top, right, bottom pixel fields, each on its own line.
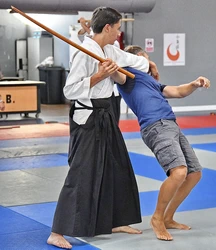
left=110, top=92, right=122, bottom=124
left=52, top=97, right=141, bottom=237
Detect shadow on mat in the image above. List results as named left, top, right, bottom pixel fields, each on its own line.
left=0, top=118, right=44, bottom=126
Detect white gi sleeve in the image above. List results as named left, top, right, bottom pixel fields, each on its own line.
left=105, top=45, right=150, bottom=73
left=63, top=51, right=95, bottom=100
left=77, top=34, right=85, bottom=43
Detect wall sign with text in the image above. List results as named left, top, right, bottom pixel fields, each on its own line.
left=163, top=33, right=185, bottom=66
left=145, top=38, right=154, bottom=53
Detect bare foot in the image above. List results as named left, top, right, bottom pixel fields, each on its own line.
left=112, top=225, right=142, bottom=234
left=47, top=232, right=72, bottom=249
left=151, top=217, right=173, bottom=241
left=165, top=219, right=191, bottom=230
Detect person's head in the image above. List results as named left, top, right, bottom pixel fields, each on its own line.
left=124, top=45, right=149, bottom=61
left=91, top=7, right=122, bottom=45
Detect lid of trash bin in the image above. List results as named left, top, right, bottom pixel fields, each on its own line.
left=38, top=66, right=64, bottom=70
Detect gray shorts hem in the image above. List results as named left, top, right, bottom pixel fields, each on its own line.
left=165, top=160, right=202, bottom=176
left=187, top=166, right=203, bottom=175
left=164, top=160, right=187, bottom=175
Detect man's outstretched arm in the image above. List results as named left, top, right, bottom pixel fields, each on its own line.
left=162, top=76, right=210, bottom=98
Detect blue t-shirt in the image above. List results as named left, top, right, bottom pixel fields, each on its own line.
left=117, top=67, right=176, bottom=130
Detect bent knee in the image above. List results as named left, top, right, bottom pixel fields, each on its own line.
left=170, top=166, right=187, bottom=182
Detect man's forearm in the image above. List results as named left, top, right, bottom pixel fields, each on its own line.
left=163, top=76, right=210, bottom=98
left=90, top=72, right=107, bottom=88
left=177, top=81, right=197, bottom=97
left=149, top=61, right=160, bottom=81
left=111, top=72, right=126, bottom=85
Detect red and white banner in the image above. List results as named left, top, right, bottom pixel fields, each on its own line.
left=163, top=33, right=185, bottom=66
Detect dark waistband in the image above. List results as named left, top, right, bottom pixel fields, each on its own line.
left=73, top=98, right=112, bottom=111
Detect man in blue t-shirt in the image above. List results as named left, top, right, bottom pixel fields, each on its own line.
left=116, top=45, right=210, bottom=241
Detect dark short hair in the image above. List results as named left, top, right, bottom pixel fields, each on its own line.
left=91, top=7, right=122, bottom=34
left=124, top=45, right=145, bottom=55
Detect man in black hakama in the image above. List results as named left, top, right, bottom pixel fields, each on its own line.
left=52, top=98, right=141, bottom=237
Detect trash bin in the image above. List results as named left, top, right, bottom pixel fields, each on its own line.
left=38, top=66, right=65, bottom=104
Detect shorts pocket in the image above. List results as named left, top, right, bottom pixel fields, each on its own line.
left=154, top=140, right=177, bottom=167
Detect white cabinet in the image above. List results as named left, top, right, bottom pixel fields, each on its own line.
left=27, top=37, right=53, bottom=81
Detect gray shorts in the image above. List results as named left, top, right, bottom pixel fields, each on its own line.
left=141, top=119, right=202, bottom=176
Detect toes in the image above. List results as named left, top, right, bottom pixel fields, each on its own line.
left=158, top=235, right=173, bottom=241
left=47, top=235, right=72, bottom=249
left=112, top=226, right=142, bottom=234
left=136, top=230, right=142, bottom=234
